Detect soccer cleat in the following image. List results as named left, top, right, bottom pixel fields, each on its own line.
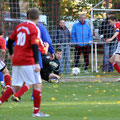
left=33, top=112, right=50, bottom=117
left=11, top=95, right=20, bottom=102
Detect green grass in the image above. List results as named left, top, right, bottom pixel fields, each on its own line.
left=1, top=81, right=120, bottom=120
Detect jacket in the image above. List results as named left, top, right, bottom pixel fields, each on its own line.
left=52, top=26, right=71, bottom=44
left=99, top=18, right=115, bottom=39
left=38, top=22, right=54, bottom=68
left=71, top=21, right=93, bottom=46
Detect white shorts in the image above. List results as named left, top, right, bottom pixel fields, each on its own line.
left=0, top=60, right=6, bottom=71
left=113, top=42, right=120, bottom=55
left=12, top=65, right=42, bottom=87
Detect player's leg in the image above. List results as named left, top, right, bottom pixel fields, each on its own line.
left=13, top=84, right=30, bottom=98
left=109, top=54, right=120, bottom=73
left=11, top=66, right=32, bottom=99
left=32, top=83, right=49, bottom=117
left=29, top=65, right=49, bottom=117
left=0, top=72, right=5, bottom=94
left=0, top=86, right=19, bottom=105
left=0, top=72, right=5, bottom=89
left=2, top=67, right=11, bottom=89
left=0, top=60, right=11, bottom=89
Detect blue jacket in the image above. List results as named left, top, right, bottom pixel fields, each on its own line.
left=71, top=21, right=93, bottom=46
left=38, top=22, right=54, bottom=68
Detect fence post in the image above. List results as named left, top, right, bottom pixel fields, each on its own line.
left=95, top=42, right=98, bottom=72
left=91, top=42, right=94, bottom=72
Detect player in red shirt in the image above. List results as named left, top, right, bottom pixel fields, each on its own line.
left=0, top=8, right=49, bottom=117
left=106, top=16, right=120, bottom=74
left=0, top=27, right=11, bottom=90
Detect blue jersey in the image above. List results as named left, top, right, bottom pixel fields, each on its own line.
left=38, top=22, right=54, bottom=68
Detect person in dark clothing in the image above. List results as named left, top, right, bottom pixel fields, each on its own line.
left=52, top=20, right=71, bottom=74
left=99, top=12, right=117, bottom=73
left=41, top=48, right=62, bottom=83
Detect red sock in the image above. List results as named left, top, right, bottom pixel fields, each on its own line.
left=33, top=89, right=41, bottom=114
left=0, top=87, right=14, bottom=103
left=14, top=85, right=29, bottom=97
left=113, top=62, right=120, bottom=73
left=4, top=74, right=11, bottom=88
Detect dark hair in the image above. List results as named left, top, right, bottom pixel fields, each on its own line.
left=109, top=16, right=117, bottom=21
left=55, top=48, right=62, bottom=53
left=27, top=8, right=40, bottom=20
left=0, top=27, right=4, bottom=35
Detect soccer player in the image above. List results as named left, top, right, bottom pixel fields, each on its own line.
left=106, top=16, right=120, bottom=74
left=0, top=27, right=11, bottom=90
left=0, top=8, right=49, bottom=117
left=41, top=48, right=62, bottom=83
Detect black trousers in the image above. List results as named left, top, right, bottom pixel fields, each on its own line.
left=74, top=45, right=90, bottom=70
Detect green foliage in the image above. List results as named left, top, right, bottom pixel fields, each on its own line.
left=60, top=0, right=93, bottom=20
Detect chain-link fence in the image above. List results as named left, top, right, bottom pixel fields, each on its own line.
left=0, top=0, right=120, bottom=76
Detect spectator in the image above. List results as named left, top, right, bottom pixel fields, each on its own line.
left=52, top=20, right=71, bottom=74
left=99, top=12, right=117, bottom=73
left=41, top=48, right=62, bottom=83
left=71, top=14, right=93, bottom=74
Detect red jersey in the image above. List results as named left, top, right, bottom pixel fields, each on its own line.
left=10, top=20, right=46, bottom=66
left=0, top=37, right=6, bottom=50
left=114, top=22, right=120, bottom=42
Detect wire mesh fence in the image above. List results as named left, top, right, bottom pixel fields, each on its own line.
left=0, top=0, right=120, bottom=77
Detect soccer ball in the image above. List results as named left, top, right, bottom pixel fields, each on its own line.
left=72, top=67, right=80, bottom=75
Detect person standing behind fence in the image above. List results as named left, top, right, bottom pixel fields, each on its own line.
left=99, top=12, right=117, bottom=73
left=106, top=16, right=120, bottom=75
left=71, top=14, right=93, bottom=74
left=52, top=20, right=71, bottom=74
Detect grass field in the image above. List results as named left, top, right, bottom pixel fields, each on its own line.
left=1, top=81, right=120, bottom=120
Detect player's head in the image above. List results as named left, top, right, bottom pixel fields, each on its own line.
left=108, top=16, right=117, bottom=26
left=79, top=14, right=86, bottom=24
left=59, top=20, right=65, bottom=28
left=27, top=8, right=40, bottom=23
left=55, top=48, right=62, bottom=60
left=0, top=27, right=4, bottom=36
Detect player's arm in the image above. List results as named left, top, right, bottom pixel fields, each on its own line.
left=42, top=55, right=51, bottom=65
left=8, top=38, right=15, bottom=56
left=32, top=44, right=40, bottom=72
left=1, top=49, right=6, bottom=61
left=106, top=31, right=119, bottom=43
